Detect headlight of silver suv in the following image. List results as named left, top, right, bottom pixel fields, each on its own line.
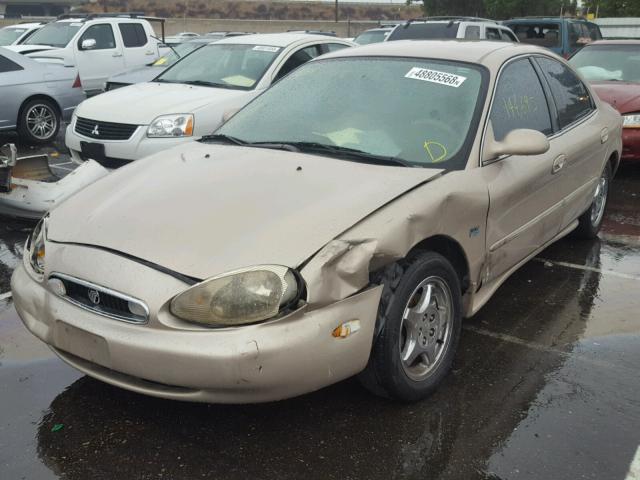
left=170, top=265, right=301, bottom=326
left=147, top=114, right=194, bottom=138
left=623, top=114, right=640, bottom=128
left=25, top=215, right=47, bottom=277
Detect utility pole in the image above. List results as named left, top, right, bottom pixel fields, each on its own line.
left=335, top=0, right=338, bottom=22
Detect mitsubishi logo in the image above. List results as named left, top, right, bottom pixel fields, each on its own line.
left=91, top=125, right=100, bottom=136
left=88, top=289, right=101, bottom=305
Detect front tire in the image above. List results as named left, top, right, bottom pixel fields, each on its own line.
left=360, top=252, right=462, bottom=402
left=18, top=98, right=60, bottom=144
left=574, top=162, right=611, bottom=239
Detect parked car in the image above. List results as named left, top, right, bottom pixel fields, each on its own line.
left=12, top=41, right=622, bottom=404
left=105, top=37, right=214, bottom=91
left=354, top=27, right=393, bottom=45
left=503, top=17, right=602, bottom=58
left=0, top=22, right=45, bottom=46
left=387, top=17, right=518, bottom=42
left=6, top=13, right=168, bottom=95
left=570, top=40, right=640, bottom=161
left=0, top=47, right=84, bottom=143
left=65, top=33, right=355, bottom=167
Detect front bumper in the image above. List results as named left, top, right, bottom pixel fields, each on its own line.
left=622, top=128, right=640, bottom=161
left=65, top=121, right=196, bottom=164
left=11, top=243, right=381, bottom=403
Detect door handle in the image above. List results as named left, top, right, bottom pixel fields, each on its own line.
left=552, top=154, right=566, bottom=174
left=112, top=52, right=123, bottom=57
left=601, top=128, right=609, bottom=144
left=145, top=51, right=155, bottom=55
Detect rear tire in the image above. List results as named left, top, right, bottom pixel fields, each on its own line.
left=359, top=252, right=462, bottom=402
left=574, top=162, right=611, bottom=239
left=18, top=98, right=60, bottom=145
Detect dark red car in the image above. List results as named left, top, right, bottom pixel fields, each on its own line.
left=570, top=40, right=640, bottom=161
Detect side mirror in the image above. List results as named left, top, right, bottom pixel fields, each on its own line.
left=483, top=123, right=550, bottom=162
left=222, top=108, right=240, bottom=124
left=0, top=143, right=17, bottom=168
left=80, top=38, right=97, bottom=50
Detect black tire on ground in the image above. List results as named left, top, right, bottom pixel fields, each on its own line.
left=359, top=251, right=462, bottom=402
left=574, top=162, right=612, bottom=240
left=17, top=98, right=60, bottom=145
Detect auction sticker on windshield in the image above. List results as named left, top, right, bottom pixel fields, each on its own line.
left=405, top=67, right=467, bottom=88
left=253, top=46, right=280, bottom=52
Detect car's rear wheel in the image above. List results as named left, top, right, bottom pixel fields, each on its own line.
left=359, top=252, right=462, bottom=402
left=18, top=98, right=60, bottom=144
left=574, top=162, right=611, bottom=239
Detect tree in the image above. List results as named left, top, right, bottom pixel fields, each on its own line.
left=408, top=0, right=573, bottom=19
left=583, top=0, right=640, bottom=17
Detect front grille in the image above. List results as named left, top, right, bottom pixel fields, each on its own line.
left=75, top=117, right=138, bottom=141
left=49, top=273, right=149, bottom=324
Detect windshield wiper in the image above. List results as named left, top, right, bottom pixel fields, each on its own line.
left=279, top=142, right=413, bottom=167
left=182, top=80, right=235, bottom=89
left=200, top=133, right=248, bottom=145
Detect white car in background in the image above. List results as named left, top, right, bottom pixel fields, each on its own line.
left=65, top=33, right=355, bottom=167
left=0, top=22, right=45, bottom=46
left=5, top=14, right=167, bottom=95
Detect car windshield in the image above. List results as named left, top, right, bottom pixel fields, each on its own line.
left=215, top=58, right=485, bottom=169
left=509, top=23, right=561, bottom=48
left=354, top=30, right=389, bottom=45
left=0, top=27, right=26, bottom=46
left=387, top=23, right=459, bottom=41
left=156, top=43, right=281, bottom=89
left=23, top=22, right=81, bottom=47
left=152, top=41, right=205, bottom=67
left=570, top=44, right=640, bottom=83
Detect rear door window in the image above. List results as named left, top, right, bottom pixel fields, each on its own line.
left=464, top=25, right=480, bottom=40
left=322, top=43, right=349, bottom=53
left=387, top=22, right=459, bottom=41
left=569, top=22, right=591, bottom=52
left=119, top=23, right=147, bottom=48
left=486, top=28, right=502, bottom=41
left=509, top=23, right=561, bottom=48
left=489, top=58, right=553, bottom=141
left=274, top=45, right=322, bottom=81
left=536, top=56, right=594, bottom=129
left=500, top=29, right=518, bottom=42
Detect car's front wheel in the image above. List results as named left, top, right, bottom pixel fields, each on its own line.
left=360, top=252, right=462, bottom=402
left=574, top=162, right=611, bottom=239
left=18, top=98, right=60, bottom=144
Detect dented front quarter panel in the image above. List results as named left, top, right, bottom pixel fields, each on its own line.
left=301, top=169, right=490, bottom=317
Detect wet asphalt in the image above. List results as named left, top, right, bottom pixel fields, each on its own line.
left=0, top=130, right=639, bottom=480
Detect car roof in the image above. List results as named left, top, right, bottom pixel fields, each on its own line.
left=584, top=39, right=640, bottom=45
left=214, top=32, right=347, bottom=47
left=3, top=22, right=42, bottom=29
left=319, top=40, right=554, bottom=67
left=506, top=17, right=597, bottom=24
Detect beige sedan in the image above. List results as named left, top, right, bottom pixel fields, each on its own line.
left=12, top=41, right=622, bottom=403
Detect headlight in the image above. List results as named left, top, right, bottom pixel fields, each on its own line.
left=170, top=265, right=301, bottom=326
left=623, top=114, right=640, bottom=128
left=147, top=114, right=194, bottom=138
left=26, top=216, right=47, bottom=277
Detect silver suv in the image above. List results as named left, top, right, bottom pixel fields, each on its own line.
left=387, top=17, right=518, bottom=42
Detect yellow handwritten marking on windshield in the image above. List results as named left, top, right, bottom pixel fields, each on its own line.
left=221, top=75, right=255, bottom=87
left=424, top=141, right=447, bottom=163
left=153, top=57, right=167, bottom=66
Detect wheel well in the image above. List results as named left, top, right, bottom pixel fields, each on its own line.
left=609, top=151, right=620, bottom=177
left=407, top=235, right=470, bottom=294
left=17, top=95, right=62, bottom=125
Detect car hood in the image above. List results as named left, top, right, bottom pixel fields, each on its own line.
left=109, top=66, right=166, bottom=85
left=75, top=82, right=252, bottom=125
left=592, top=82, right=640, bottom=114
left=47, top=143, right=443, bottom=280
left=5, top=44, right=60, bottom=54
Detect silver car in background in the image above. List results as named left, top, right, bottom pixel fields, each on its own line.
left=0, top=46, right=84, bottom=143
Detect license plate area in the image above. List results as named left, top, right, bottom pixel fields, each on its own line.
left=80, top=141, right=106, bottom=162
left=54, top=321, right=111, bottom=368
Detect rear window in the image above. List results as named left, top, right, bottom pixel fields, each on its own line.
left=0, top=54, right=23, bottom=72
left=387, top=22, right=459, bottom=41
left=508, top=23, right=561, bottom=48
left=119, top=23, right=147, bottom=48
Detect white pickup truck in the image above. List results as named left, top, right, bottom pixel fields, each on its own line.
left=6, top=13, right=168, bottom=95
